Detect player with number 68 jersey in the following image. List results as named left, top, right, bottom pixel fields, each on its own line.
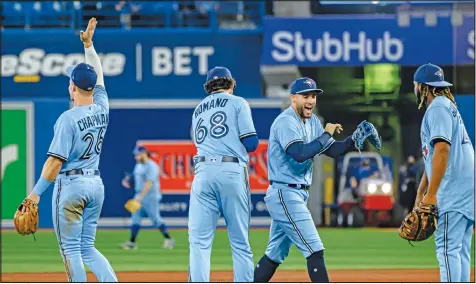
left=188, top=67, right=259, bottom=282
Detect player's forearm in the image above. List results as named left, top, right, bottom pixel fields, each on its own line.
left=323, top=136, right=354, bottom=158
left=84, top=43, right=104, bottom=86
left=426, top=143, right=450, bottom=198
left=414, top=171, right=428, bottom=207
left=286, top=133, right=334, bottom=163
left=32, top=156, right=63, bottom=196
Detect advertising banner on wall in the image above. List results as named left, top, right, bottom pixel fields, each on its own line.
left=1, top=103, right=34, bottom=222
left=2, top=31, right=263, bottom=99
left=262, top=15, right=474, bottom=66
left=138, top=140, right=269, bottom=193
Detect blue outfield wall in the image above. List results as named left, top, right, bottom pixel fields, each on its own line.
left=455, top=95, right=475, bottom=146
left=10, top=99, right=282, bottom=229
left=2, top=95, right=473, bottom=229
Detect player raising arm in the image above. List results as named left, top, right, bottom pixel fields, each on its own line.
left=13, top=18, right=117, bottom=282
left=398, top=63, right=474, bottom=282
left=254, top=78, right=381, bottom=283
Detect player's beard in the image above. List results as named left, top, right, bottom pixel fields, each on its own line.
left=297, top=104, right=313, bottom=119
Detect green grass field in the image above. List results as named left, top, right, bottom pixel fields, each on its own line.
left=2, top=228, right=473, bottom=273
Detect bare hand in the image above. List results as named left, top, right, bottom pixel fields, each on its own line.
left=22, top=193, right=40, bottom=213
left=80, top=17, right=97, bottom=47
left=122, top=178, right=131, bottom=189
left=324, top=123, right=343, bottom=136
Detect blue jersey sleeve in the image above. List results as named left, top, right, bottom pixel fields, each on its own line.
left=427, top=106, right=453, bottom=146
left=237, top=99, right=257, bottom=139
left=47, top=115, right=74, bottom=162
left=275, top=118, right=303, bottom=152
left=93, top=85, right=109, bottom=112
left=314, top=116, right=335, bottom=151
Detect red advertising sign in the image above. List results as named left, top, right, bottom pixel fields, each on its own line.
left=138, top=140, right=269, bottom=193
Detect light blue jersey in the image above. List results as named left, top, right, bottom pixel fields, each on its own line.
left=191, top=92, right=256, bottom=163
left=420, top=96, right=474, bottom=221
left=133, top=159, right=160, bottom=199
left=268, top=107, right=334, bottom=185
left=47, top=86, right=109, bottom=171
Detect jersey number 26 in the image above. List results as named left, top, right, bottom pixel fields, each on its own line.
left=80, top=127, right=105, bottom=159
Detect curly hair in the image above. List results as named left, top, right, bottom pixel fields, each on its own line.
left=204, top=78, right=235, bottom=94
left=418, top=84, right=456, bottom=109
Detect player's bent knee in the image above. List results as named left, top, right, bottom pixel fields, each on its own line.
left=306, top=250, right=330, bottom=283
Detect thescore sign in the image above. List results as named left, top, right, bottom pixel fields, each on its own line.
left=262, top=15, right=474, bottom=66
left=1, top=31, right=262, bottom=98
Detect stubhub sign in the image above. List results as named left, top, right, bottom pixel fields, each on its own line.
left=262, top=15, right=474, bottom=66
left=271, top=31, right=404, bottom=63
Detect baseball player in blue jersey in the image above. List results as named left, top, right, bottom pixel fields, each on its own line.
left=412, top=63, right=474, bottom=282
left=253, top=77, right=381, bottom=282
left=18, top=18, right=117, bottom=282
left=120, top=145, right=175, bottom=250
left=188, top=66, right=259, bottom=282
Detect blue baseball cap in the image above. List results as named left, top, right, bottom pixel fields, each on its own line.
left=65, top=63, right=97, bottom=91
left=413, top=63, right=452, bottom=87
left=206, top=66, right=233, bottom=82
left=290, top=77, right=323, bottom=95
left=132, top=145, right=148, bottom=155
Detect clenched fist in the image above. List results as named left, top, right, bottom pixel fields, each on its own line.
left=324, top=123, right=343, bottom=136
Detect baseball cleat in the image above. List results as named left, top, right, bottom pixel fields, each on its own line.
left=120, top=241, right=137, bottom=250
left=163, top=238, right=175, bottom=249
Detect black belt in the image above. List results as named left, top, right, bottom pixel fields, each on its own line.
left=270, top=181, right=310, bottom=190
left=194, top=156, right=239, bottom=165
left=64, top=169, right=100, bottom=176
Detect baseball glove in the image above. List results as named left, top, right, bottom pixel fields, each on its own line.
left=124, top=199, right=141, bottom=213
left=14, top=198, right=39, bottom=237
left=352, top=120, right=382, bottom=152
left=398, top=202, right=438, bottom=243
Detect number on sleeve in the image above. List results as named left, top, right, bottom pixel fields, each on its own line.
left=194, top=111, right=229, bottom=144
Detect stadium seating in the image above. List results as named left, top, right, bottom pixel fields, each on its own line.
left=1, top=1, right=265, bottom=30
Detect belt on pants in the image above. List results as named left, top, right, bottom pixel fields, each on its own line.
left=63, top=169, right=100, bottom=176
left=270, top=181, right=310, bottom=191
left=193, top=156, right=239, bottom=165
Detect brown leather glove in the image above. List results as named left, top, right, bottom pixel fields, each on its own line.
left=398, top=202, right=438, bottom=242
left=14, top=198, right=39, bottom=236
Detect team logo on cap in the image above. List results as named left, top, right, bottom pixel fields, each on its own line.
left=434, top=69, right=444, bottom=80
left=303, top=79, right=314, bottom=87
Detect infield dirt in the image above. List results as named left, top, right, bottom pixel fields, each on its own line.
left=2, top=268, right=475, bottom=282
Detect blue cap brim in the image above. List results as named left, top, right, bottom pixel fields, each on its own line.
left=65, top=65, right=76, bottom=79
left=294, top=88, right=323, bottom=95
left=425, top=81, right=453, bottom=87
